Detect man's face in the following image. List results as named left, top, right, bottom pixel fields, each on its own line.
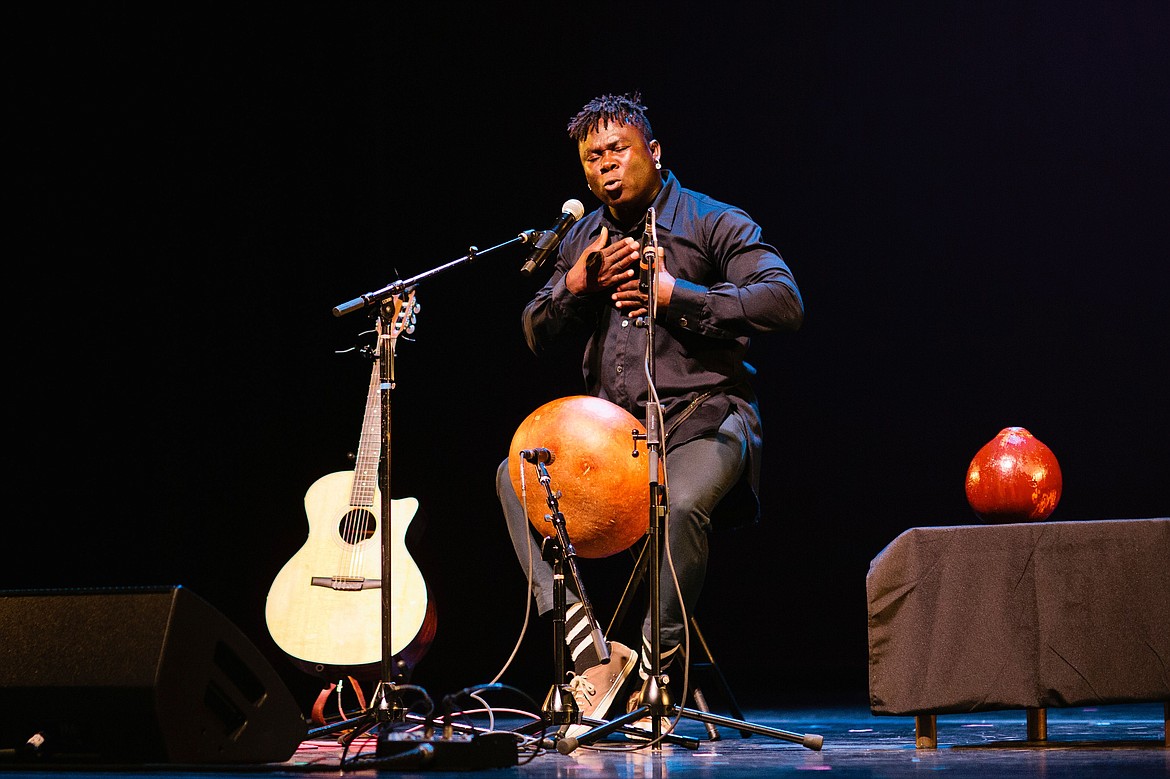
left=578, top=121, right=661, bottom=221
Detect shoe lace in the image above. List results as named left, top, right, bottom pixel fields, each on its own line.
left=566, top=673, right=597, bottom=705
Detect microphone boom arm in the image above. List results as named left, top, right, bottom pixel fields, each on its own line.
left=332, top=231, right=538, bottom=317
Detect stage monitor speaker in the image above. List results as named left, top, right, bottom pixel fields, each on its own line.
left=0, top=585, right=307, bottom=765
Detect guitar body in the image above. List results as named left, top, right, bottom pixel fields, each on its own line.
left=265, top=471, right=434, bottom=678
left=267, top=290, right=432, bottom=682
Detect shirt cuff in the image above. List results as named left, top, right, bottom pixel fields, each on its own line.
left=660, top=278, right=707, bottom=331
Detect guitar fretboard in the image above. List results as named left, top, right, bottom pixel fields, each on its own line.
left=350, top=362, right=381, bottom=508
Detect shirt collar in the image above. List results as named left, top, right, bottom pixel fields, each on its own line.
left=589, top=170, right=681, bottom=238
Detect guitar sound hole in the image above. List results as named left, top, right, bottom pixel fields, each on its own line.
left=339, top=509, right=377, bottom=543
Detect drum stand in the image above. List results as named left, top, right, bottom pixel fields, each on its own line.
left=558, top=209, right=823, bottom=754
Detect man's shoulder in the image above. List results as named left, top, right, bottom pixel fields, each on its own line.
left=673, top=181, right=746, bottom=221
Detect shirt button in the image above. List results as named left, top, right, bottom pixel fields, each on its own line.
left=621, top=319, right=629, bottom=328
left=679, top=316, right=689, bottom=327
left=616, top=365, right=624, bottom=374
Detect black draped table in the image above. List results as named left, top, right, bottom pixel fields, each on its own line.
left=866, top=517, right=1170, bottom=747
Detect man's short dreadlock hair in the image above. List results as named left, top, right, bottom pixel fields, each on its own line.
left=566, top=92, right=654, bottom=143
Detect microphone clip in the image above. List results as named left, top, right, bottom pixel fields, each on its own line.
left=638, top=206, right=659, bottom=297
left=520, top=448, right=555, bottom=465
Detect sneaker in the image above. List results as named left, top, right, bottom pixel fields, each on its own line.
left=562, top=641, right=637, bottom=738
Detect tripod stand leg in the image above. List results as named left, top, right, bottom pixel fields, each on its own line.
left=671, top=706, right=823, bottom=750
left=556, top=708, right=701, bottom=753
left=307, top=711, right=373, bottom=740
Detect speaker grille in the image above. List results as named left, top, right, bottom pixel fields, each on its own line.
left=0, top=586, right=305, bottom=764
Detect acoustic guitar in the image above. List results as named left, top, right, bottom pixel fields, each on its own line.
left=266, top=291, right=434, bottom=681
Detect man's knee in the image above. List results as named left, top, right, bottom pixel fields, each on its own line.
left=664, top=488, right=714, bottom=534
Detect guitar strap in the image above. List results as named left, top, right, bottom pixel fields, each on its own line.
left=310, top=683, right=335, bottom=726
left=310, top=676, right=370, bottom=726
left=351, top=675, right=370, bottom=712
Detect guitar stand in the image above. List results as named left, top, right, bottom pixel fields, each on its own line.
left=511, top=455, right=699, bottom=751
left=559, top=208, right=822, bottom=755
left=322, top=234, right=546, bottom=766
left=305, top=297, right=414, bottom=752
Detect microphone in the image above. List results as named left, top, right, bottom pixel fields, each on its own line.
left=639, top=206, right=658, bottom=294
left=519, top=448, right=555, bottom=465
left=520, top=199, right=585, bottom=276
left=639, top=243, right=655, bottom=294
left=635, top=207, right=658, bottom=328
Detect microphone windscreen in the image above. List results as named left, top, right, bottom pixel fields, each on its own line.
left=562, top=199, right=585, bottom=220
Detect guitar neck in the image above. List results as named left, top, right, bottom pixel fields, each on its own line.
left=350, top=361, right=381, bottom=508
left=351, top=290, right=414, bottom=507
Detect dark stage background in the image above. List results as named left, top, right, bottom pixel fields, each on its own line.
left=13, top=2, right=1168, bottom=713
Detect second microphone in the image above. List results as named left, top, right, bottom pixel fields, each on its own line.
left=520, top=199, right=585, bottom=276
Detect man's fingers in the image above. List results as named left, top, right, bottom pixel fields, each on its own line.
left=588, top=226, right=608, bottom=254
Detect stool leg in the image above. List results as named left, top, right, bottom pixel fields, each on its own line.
left=689, top=617, right=752, bottom=737
left=1026, top=707, right=1047, bottom=742
left=691, top=687, right=721, bottom=741
left=915, top=714, right=937, bottom=749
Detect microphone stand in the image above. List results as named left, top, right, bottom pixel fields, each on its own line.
left=531, top=459, right=599, bottom=728
left=559, top=209, right=824, bottom=754
left=509, top=456, right=699, bottom=749
left=310, top=229, right=540, bottom=748
left=631, top=212, right=669, bottom=745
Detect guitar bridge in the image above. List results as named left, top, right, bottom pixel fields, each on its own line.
left=310, top=576, right=382, bottom=591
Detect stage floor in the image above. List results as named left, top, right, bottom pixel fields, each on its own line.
left=1, top=702, right=1165, bottom=778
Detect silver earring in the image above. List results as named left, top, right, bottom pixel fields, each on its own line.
left=655, top=160, right=662, bottom=170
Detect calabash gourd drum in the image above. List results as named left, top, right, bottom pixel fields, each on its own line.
left=508, top=396, right=648, bottom=558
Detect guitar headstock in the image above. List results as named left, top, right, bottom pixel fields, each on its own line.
left=384, top=288, right=419, bottom=345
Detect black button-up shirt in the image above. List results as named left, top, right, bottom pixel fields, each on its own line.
left=521, top=171, right=803, bottom=523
